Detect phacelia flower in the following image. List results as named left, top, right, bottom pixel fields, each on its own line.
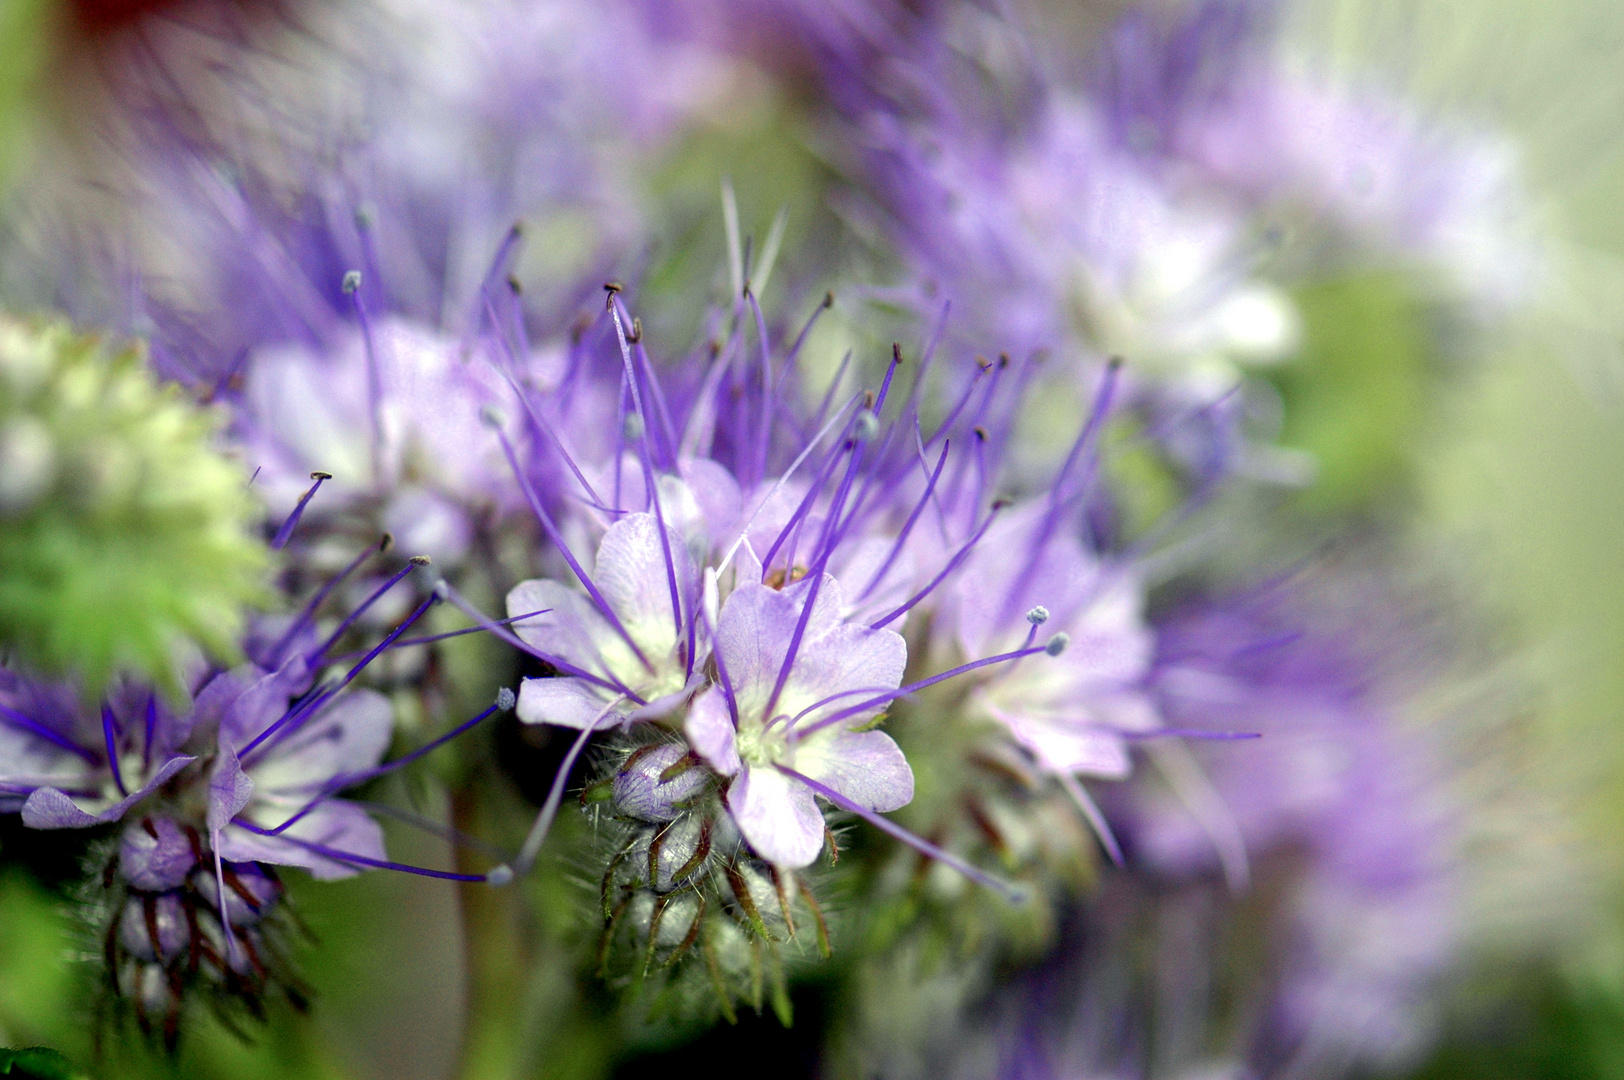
left=0, top=542, right=508, bottom=1046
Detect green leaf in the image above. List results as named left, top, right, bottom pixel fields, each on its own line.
left=0, top=1047, right=79, bottom=1080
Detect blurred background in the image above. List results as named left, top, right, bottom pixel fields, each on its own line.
left=2, top=0, right=1623, bottom=1077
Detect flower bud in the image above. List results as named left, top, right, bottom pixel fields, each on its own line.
left=612, top=743, right=711, bottom=823
left=120, top=818, right=197, bottom=892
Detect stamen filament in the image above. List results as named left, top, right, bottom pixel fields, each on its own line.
left=776, top=765, right=1025, bottom=902
left=232, top=822, right=494, bottom=881
left=271, top=472, right=332, bottom=550
left=0, top=704, right=100, bottom=763
left=314, top=556, right=429, bottom=660
left=870, top=502, right=1005, bottom=630
left=489, top=420, right=655, bottom=675
left=102, top=705, right=128, bottom=797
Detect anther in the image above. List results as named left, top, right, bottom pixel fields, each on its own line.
left=628, top=317, right=642, bottom=344
left=973, top=426, right=988, bottom=441
left=485, top=864, right=515, bottom=887
left=310, top=471, right=333, bottom=481
left=891, top=343, right=903, bottom=366
left=496, top=687, right=517, bottom=712
left=1107, top=355, right=1125, bottom=371
left=822, top=291, right=834, bottom=309
left=853, top=411, right=880, bottom=443
left=1026, top=606, right=1050, bottom=625
left=997, top=353, right=1010, bottom=368
left=409, top=555, right=432, bottom=567
left=976, top=355, right=992, bottom=371
left=342, top=270, right=362, bottom=295
left=378, top=532, right=394, bottom=553
left=433, top=579, right=451, bottom=601
left=479, top=405, right=505, bottom=428
left=1045, top=633, right=1070, bottom=657
left=623, top=412, right=645, bottom=442
left=506, top=275, right=523, bottom=295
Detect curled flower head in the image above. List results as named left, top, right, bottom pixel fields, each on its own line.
left=0, top=540, right=507, bottom=1045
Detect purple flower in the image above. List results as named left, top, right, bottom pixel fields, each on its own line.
left=1099, top=0, right=1540, bottom=313
left=686, top=574, right=912, bottom=868
left=5, top=654, right=392, bottom=881
left=1120, top=588, right=1461, bottom=1072
left=508, top=510, right=705, bottom=731
left=940, top=504, right=1159, bottom=784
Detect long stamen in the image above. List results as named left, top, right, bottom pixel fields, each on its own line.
left=434, top=581, right=639, bottom=700
left=924, top=358, right=990, bottom=451
left=762, top=404, right=875, bottom=723
left=611, top=295, right=679, bottom=469
left=326, top=609, right=550, bottom=660
left=759, top=408, right=860, bottom=576
left=342, top=270, right=386, bottom=487
left=481, top=295, right=608, bottom=510
left=271, top=472, right=332, bottom=550
left=697, top=581, right=740, bottom=723
left=609, top=302, right=686, bottom=653
left=269, top=533, right=392, bottom=662
left=1055, top=770, right=1125, bottom=867
left=0, top=704, right=100, bottom=764
left=776, top=766, right=1025, bottom=902
left=315, top=556, right=430, bottom=659
left=870, top=501, right=1006, bottom=630
left=1048, top=358, right=1124, bottom=512
left=241, top=590, right=438, bottom=762
left=142, top=694, right=157, bottom=773
left=485, top=412, right=654, bottom=675
left=260, top=691, right=515, bottom=835
left=795, top=640, right=1057, bottom=738
left=231, top=822, right=497, bottom=882
left=715, top=393, right=861, bottom=578
left=1001, top=360, right=1124, bottom=624
left=102, top=705, right=128, bottom=797
left=505, top=705, right=616, bottom=878
left=353, top=799, right=514, bottom=863
left=860, top=438, right=951, bottom=601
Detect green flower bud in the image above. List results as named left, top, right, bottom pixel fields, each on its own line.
left=0, top=318, right=268, bottom=695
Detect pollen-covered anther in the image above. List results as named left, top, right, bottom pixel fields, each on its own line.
left=341, top=270, right=362, bottom=294
left=623, top=412, right=645, bottom=442
left=1026, top=606, right=1050, bottom=626
left=485, top=865, right=515, bottom=887
left=496, top=687, right=517, bottom=712
left=1045, top=632, right=1070, bottom=657
left=853, top=410, right=881, bottom=443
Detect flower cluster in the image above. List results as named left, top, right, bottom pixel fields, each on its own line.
left=0, top=532, right=509, bottom=1046
left=0, top=0, right=1551, bottom=1074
